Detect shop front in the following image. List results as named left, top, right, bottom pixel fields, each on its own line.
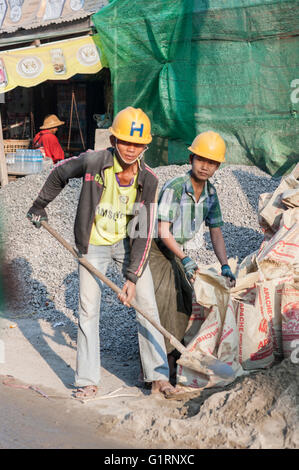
left=4, top=69, right=111, bottom=155
left=1, top=35, right=111, bottom=152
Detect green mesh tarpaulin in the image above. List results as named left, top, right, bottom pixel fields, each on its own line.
left=93, top=0, right=299, bottom=176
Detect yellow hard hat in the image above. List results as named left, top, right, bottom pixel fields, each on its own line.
left=188, top=131, right=226, bottom=163
left=109, top=107, right=152, bottom=144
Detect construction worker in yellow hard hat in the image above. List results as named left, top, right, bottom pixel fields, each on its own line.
left=109, top=106, right=152, bottom=166
left=27, top=106, right=177, bottom=399
left=188, top=130, right=226, bottom=163
left=148, top=130, right=235, bottom=391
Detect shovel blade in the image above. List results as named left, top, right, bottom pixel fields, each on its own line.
left=178, top=350, right=235, bottom=380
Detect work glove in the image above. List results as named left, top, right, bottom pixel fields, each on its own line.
left=27, top=204, right=48, bottom=229
left=181, top=256, right=198, bottom=281
left=221, top=264, right=236, bottom=284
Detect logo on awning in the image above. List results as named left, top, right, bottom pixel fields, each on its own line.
left=17, top=56, right=44, bottom=78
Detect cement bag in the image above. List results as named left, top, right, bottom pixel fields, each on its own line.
left=281, top=282, right=299, bottom=358
left=256, top=276, right=294, bottom=359
left=177, top=304, right=223, bottom=390
left=183, top=294, right=205, bottom=347
left=235, top=249, right=259, bottom=279
left=177, top=302, right=243, bottom=389
left=258, top=163, right=299, bottom=234
left=176, top=269, right=244, bottom=389
left=230, top=271, right=275, bottom=370
left=256, top=211, right=299, bottom=280
left=217, top=298, right=242, bottom=374
left=258, top=192, right=277, bottom=240
left=281, top=188, right=299, bottom=209
left=235, top=290, right=275, bottom=370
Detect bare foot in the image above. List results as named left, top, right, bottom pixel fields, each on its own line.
left=164, top=385, right=202, bottom=401
left=151, top=380, right=178, bottom=397
left=73, top=385, right=98, bottom=399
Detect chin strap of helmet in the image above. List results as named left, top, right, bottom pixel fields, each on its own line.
left=115, top=139, right=148, bottom=166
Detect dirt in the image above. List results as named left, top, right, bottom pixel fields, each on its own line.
left=1, top=312, right=298, bottom=449
left=0, top=376, right=130, bottom=449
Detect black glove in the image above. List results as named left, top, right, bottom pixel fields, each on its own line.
left=27, top=203, right=48, bottom=229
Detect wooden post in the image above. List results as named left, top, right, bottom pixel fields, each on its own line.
left=0, top=107, right=8, bottom=187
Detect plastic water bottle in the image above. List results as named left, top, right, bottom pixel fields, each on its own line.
left=29, top=149, right=39, bottom=173
left=15, top=149, right=23, bottom=172
left=14, top=150, right=19, bottom=172
left=29, top=149, right=34, bottom=173
left=31, top=149, right=35, bottom=173
left=24, top=149, right=29, bottom=173
left=32, top=149, right=36, bottom=173
left=5, top=152, right=15, bottom=165
left=21, top=150, right=24, bottom=172
left=32, top=149, right=42, bottom=173
left=37, top=150, right=43, bottom=173
left=34, top=150, right=39, bottom=173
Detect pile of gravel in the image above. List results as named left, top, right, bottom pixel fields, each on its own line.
left=0, top=163, right=281, bottom=359
left=154, top=163, right=281, bottom=264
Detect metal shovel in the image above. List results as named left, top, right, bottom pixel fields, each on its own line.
left=41, top=221, right=234, bottom=380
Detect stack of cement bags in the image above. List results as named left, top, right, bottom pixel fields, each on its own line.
left=177, top=163, right=299, bottom=390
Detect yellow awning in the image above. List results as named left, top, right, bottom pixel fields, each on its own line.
left=0, top=35, right=102, bottom=93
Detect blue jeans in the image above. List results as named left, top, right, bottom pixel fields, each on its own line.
left=75, top=238, right=169, bottom=387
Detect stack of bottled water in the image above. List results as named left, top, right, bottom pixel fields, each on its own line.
left=14, top=149, right=43, bottom=174
left=5, top=153, right=15, bottom=165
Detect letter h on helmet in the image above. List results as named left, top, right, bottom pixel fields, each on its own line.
left=109, top=107, right=152, bottom=144
left=130, top=122, right=144, bottom=138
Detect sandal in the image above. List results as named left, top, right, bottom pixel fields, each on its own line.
left=73, top=385, right=98, bottom=399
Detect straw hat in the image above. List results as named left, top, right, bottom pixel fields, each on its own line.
left=40, top=114, right=65, bottom=130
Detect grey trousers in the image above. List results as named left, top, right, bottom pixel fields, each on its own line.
left=75, top=238, right=169, bottom=387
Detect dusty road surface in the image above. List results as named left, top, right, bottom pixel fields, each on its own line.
left=1, top=316, right=298, bottom=449
left=0, top=378, right=131, bottom=449
left=0, top=164, right=298, bottom=449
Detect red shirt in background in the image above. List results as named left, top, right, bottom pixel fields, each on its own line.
left=33, top=130, right=64, bottom=164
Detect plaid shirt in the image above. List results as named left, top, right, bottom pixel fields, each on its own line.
left=157, top=171, right=223, bottom=245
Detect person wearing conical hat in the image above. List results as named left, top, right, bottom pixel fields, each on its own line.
left=33, top=114, right=65, bottom=164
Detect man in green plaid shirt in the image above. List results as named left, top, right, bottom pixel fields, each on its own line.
left=148, top=131, right=235, bottom=382
left=156, top=131, right=235, bottom=284
left=158, top=170, right=224, bottom=246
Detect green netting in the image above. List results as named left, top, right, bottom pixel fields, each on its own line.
left=93, top=0, right=299, bottom=176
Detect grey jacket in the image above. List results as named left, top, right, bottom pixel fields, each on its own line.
left=33, top=148, right=159, bottom=284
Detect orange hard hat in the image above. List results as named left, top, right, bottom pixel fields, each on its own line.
left=188, top=131, right=226, bottom=163
left=109, top=107, right=152, bottom=144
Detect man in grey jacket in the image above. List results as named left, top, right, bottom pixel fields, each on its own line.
left=27, top=107, right=175, bottom=398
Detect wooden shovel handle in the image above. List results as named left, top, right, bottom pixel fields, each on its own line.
left=41, top=221, right=185, bottom=354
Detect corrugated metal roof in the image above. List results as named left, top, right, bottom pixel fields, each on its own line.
left=0, top=0, right=108, bottom=34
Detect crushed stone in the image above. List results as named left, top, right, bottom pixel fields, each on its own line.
left=1, top=162, right=297, bottom=449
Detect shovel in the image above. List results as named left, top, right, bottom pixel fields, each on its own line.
left=41, top=221, right=234, bottom=380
